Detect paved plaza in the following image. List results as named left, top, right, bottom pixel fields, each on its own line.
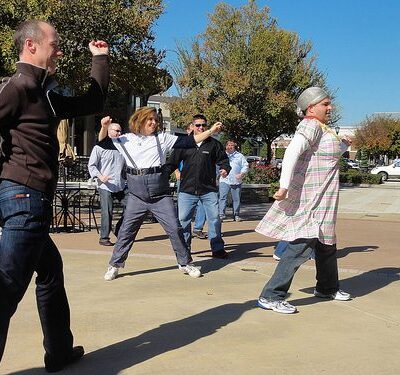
left=1, top=183, right=399, bottom=374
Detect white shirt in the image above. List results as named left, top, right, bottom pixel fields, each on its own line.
left=113, top=132, right=178, bottom=168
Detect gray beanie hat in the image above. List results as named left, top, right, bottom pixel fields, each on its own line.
left=296, top=87, right=329, bottom=112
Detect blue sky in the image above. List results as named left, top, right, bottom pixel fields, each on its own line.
left=153, top=0, right=400, bottom=127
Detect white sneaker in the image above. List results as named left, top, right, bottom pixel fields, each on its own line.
left=257, top=297, right=297, bottom=314
left=104, top=266, right=119, bottom=281
left=272, top=253, right=281, bottom=261
left=178, top=264, right=202, bottom=278
left=314, top=289, right=351, bottom=301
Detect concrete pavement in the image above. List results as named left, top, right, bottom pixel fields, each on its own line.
left=1, top=183, right=399, bottom=374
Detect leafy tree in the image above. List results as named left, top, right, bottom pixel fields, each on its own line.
left=0, top=0, right=171, bottom=123
left=339, top=156, right=349, bottom=172
left=241, top=139, right=252, bottom=156
left=0, top=0, right=57, bottom=77
left=354, top=115, right=400, bottom=160
left=169, top=0, right=329, bottom=161
left=260, top=143, right=269, bottom=158
left=275, top=147, right=285, bottom=159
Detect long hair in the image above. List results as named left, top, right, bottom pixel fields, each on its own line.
left=128, top=107, right=158, bottom=134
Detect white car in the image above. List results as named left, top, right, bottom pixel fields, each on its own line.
left=345, top=159, right=359, bottom=169
left=370, top=160, right=400, bottom=181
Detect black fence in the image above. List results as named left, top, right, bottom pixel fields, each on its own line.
left=59, top=156, right=90, bottom=182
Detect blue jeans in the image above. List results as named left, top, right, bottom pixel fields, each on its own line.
left=219, top=182, right=242, bottom=217
left=176, top=181, right=205, bottom=232
left=98, top=188, right=126, bottom=241
left=178, top=192, right=224, bottom=253
left=260, top=238, right=339, bottom=301
left=0, top=180, right=73, bottom=361
left=274, top=240, right=315, bottom=260
left=193, top=200, right=206, bottom=231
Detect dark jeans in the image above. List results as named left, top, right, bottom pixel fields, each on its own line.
left=0, top=180, right=73, bottom=362
left=98, top=188, right=126, bottom=241
left=260, top=238, right=339, bottom=301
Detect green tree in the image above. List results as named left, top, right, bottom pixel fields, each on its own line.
left=260, top=143, right=269, bottom=158
left=169, top=0, right=329, bottom=161
left=275, top=147, right=285, bottom=159
left=0, top=0, right=57, bottom=77
left=354, top=115, right=400, bottom=160
left=241, top=139, right=252, bottom=156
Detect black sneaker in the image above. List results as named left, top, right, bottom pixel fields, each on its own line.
left=193, top=230, right=207, bottom=239
left=212, top=249, right=229, bottom=259
left=99, top=239, right=114, bottom=246
left=44, top=346, right=84, bottom=372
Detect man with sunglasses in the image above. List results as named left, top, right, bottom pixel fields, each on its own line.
left=88, top=116, right=127, bottom=246
left=168, top=114, right=231, bottom=259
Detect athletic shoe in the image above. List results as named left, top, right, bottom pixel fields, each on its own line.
left=179, top=264, right=202, bottom=278
left=193, top=230, right=207, bottom=239
left=104, top=266, right=119, bottom=281
left=257, top=297, right=297, bottom=314
left=99, top=239, right=114, bottom=246
left=44, top=346, right=84, bottom=372
left=219, top=215, right=226, bottom=222
left=313, top=289, right=351, bottom=301
left=272, top=253, right=281, bottom=261
left=234, top=216, right=242, bottom=222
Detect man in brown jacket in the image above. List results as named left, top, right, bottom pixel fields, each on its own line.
left=0, top=20, right=109, bottom=372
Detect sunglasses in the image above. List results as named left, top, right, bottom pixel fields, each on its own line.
left=194, top=123, right=207, bottom=128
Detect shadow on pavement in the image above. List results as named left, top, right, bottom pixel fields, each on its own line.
left=291, top=267, right=400, bottom=307
left=337, top=245, right=379, bottom=258
left=9, top=300, right=255, bottom=375
left=117, top=265, right=178, bottom=279
left=194, top=241, right=276, bottom=274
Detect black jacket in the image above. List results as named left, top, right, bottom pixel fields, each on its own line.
left=168, top=136, right=231, bottom=195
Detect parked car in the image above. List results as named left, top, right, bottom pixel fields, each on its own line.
left=271, top=158, right=283, bottom=169
left=370, top=160, right=400, bottom=181
left=246, top=156, right=262, bottom=165
left=344, top=158, right=359, bottom=169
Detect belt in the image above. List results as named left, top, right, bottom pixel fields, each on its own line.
left=126, top=166, right=162, bottom=176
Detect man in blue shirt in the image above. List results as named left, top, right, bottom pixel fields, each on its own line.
left=219, top=140, right=249, bottom=222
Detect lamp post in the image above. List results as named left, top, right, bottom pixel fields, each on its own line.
left=335, top=125, right=340, bottom=135
left=256, top=136, right=262, bottom=156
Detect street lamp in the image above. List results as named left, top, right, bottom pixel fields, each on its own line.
left=256, top=136, right=262, bottom=156
left=334, top=125, right=340, bottom=135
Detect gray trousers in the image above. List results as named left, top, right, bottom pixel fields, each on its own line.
left=109, top=193, right=192, bottom=267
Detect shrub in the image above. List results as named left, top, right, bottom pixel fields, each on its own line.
left=339, top=156, right=349, bottom=172
left=268, top=181, right=280, bottom=196
left=242, top=165, right=280, bottom=184
left=275, top=147, right=285, bottom=159
left=339, top=170, right=382, bottom=184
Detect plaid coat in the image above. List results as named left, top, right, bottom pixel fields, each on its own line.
left=256, top=118, right=342, bottom=245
